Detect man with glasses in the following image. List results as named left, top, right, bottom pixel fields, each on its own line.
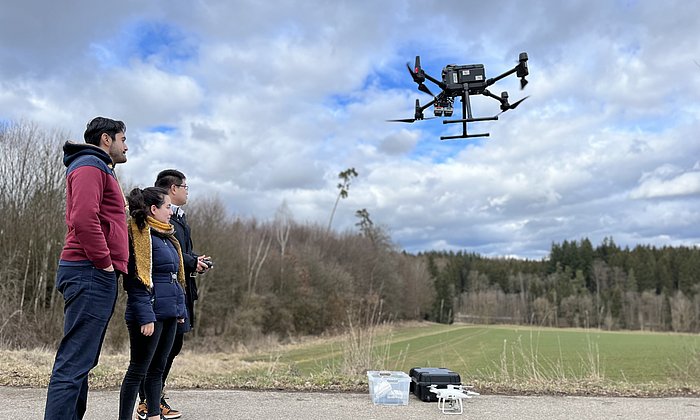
left=45, top=117, right=129, bottom=420
left=134, top=169, right=210, bottom=419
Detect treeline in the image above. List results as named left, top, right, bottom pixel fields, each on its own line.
left=183, top=201, right=434, bottom=343
left=426, top=237, right=700, bottom=332
left=0, top=121, right=435, bottom=349
left=2, top=120, right=699, bottom=351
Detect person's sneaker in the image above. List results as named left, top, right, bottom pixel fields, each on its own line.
left=160, top=396, right=182, bottom=419
left=135, top=401, right=148, bottom=420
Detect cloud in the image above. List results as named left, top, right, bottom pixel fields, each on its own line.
left=631, top=166, right=700, bottom=199
left=3, top=0, right=700, bottom=259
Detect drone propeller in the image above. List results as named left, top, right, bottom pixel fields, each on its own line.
left=405, top=60, right=424, bottom=84
left=414, top=55, right=422, bottom=75
left=509, top=95, right=529, bottom=109
left=386, top=116, right=437, bottom=123
left=387, top=98, right=436, bottom=123
left=405, top=62, right=418, bottom=81
left=387, top=117, right=421, bottom=123
left=498, top=95, right=530, bottom=114
left=406, top=58, right=434, bottom=96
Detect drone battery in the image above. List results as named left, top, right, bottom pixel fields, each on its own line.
left=444, top=64, right=485, bottom=89
left=458, top=65, right=484, bottom=83
left=409, top=367, right=462, bottom=402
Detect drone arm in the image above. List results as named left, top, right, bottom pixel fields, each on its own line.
left=482, top=89, right=504, bottom=104
left=485, top=66, right=517, bottom=87
left=422, top=72, right=447, bottom=90
left=419, top=98, right=437, bottom=111
left=487, top=53, right=529, bottom=88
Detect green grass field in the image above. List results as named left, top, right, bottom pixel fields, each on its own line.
left=3, top=323, right=699, bottom=395
left=248, top=323, right=700, bottom=387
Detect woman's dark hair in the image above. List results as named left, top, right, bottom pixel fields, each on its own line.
left=84, top=116, right=126, bottom=146
left=127, top=187, right=168, bottom=230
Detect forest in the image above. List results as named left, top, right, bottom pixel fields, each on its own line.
left=1, top=120, right=699, bottom=351
left=426, top=238, right=700, bottom=332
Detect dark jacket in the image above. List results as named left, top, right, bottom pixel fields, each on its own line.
left=170, top=210, right=199, bottom=333
left=60, top=142, right=129, bottom=273
left=123, top=230, right=186, bottom=325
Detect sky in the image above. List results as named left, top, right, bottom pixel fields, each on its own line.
left=2, top=0, right=700, bottom=259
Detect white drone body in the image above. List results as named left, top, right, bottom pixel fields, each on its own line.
left=428, top=384, right=480, bottom=415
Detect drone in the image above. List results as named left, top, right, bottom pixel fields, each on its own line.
left=429, top=384, right=480, bottom=415
left=389, top=52, right=530, bottom=140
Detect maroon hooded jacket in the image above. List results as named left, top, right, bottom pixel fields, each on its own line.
left=59, top=142, right=129, bottom=273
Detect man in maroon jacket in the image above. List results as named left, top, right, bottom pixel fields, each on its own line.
left=45, top=117, right=129, bottom=420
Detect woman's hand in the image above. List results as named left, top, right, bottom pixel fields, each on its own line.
left=141, top=322, right=154, bottom=336
left=177, top=318, right=185, bottom=324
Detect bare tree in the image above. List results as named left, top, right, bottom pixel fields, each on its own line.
left=592, top=259, right=610, bottom=328
left=274, top=201, right=292, bottom=292
left=246, top=229, right=271, bottom=297
left=670, top=290, right=693, bottom=332
left=0, top=120, right=66, bottom=347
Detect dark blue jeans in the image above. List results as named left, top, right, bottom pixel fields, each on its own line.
left=44, top=263, right=118, bottom=420
left=119, top=318, right=177, bottom=419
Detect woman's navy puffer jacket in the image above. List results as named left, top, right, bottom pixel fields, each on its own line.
left=124, top=230, right=186, bottom=325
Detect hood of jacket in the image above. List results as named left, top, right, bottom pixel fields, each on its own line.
left=63, top=141, right=113, bottom=168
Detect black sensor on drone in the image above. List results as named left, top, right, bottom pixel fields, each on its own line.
left=388, top=52, right=530, bottom=140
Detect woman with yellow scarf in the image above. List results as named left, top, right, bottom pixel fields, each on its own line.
left=118, top=187, right=186, bottom=420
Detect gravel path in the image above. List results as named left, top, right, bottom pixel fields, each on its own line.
left=3, top=387, right=699, bottom=419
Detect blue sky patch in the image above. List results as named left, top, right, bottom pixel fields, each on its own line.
left=408, top=128, right=473, bottom=163
left=90, top=19, right=198, bottom=72
left=148, top=125, right=177, bottom=134
left=131, top=21, right=197, bottom=63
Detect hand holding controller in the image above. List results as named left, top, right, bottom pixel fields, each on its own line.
left=197, top=255, right=213, bottom=272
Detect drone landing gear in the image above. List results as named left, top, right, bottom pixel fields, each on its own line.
left=440, top=92, right=496, bottom=140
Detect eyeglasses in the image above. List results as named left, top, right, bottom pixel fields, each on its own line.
left=175, top=184, right=189, bottom=190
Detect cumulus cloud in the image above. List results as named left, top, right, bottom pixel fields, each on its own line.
left=631, top=167, right=700, bottom=199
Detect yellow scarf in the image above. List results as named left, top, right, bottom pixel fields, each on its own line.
left=129, top=216, right=186, bottom=290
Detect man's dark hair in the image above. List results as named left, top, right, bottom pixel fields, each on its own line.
left=155, top=169, right=186, bottom=189
left=84, top=117, right=126, bottom=146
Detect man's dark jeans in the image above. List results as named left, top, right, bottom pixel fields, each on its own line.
left=44, top=263, right=118, bottom=420
left=119, top=318, right=177, bottom=419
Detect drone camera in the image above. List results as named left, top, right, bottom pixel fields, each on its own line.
left=433, top=97, right=454, bottom=117
left=434, top=105, right=454, bottom=117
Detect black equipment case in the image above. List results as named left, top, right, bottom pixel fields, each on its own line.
left=409, top=367, right=462, bottom=402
